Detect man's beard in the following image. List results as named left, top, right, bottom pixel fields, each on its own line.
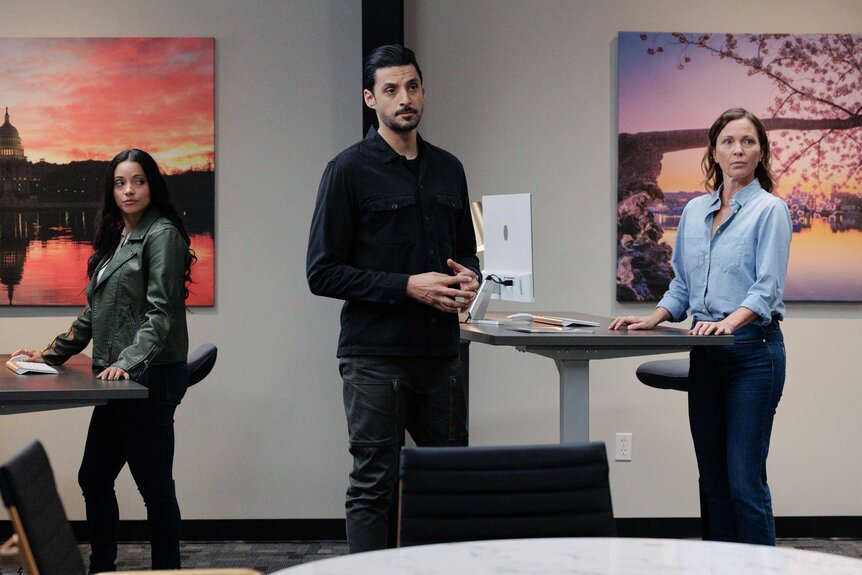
left=383, top=109, right=422, bottom=133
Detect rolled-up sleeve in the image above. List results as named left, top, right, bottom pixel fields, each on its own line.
left=656, top=208, right=691, bottom=322
left=740, top=200, right=792, bottom=321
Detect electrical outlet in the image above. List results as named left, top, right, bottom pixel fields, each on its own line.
left=615, top=433, right=632, bottom=461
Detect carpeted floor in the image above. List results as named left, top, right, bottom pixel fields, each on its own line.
left=778, top=537, right=862, bottom=558
left=77, top=541, right=349, bottom=572
left=66, top=538, right=862, bottom=573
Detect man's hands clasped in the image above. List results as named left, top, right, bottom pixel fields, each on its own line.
left=406, top=259, right=480, bottom=313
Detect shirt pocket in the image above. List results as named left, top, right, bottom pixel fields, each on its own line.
left=717, top=234, right=748, bottom=273
left=682, top=234, right=707, bottom=276
left=365, top=194, right=421, bottom=244
left=434, top=193, right=463, bottom=252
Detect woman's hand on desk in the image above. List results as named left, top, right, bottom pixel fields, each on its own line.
left=97, top=366, right=130, bottom=381
left=609, top=316, right=659, bottom=330
left=10, top=348, right=44, bottom=362
left=689, top=320, right=735, bottom=336
left=688, top=308, right=756, bottom=336
left=609, top=308, right=671, bottom=331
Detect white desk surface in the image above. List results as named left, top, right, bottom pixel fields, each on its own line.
left=274, top=537, right=861, bottom=575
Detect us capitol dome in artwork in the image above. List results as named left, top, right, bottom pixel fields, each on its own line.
left=0, top=107, right=26, bottom=160
left=0, top=107, right=34, bottom=202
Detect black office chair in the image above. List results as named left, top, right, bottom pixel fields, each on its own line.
left=188, top=343, right=218, bottom=387
left=0, top=441, right=261, bottom=575
left=398, top=442, right=615, bottom=547
left=636, top=358, right=690, bottom=391
left=0, top=441, right=87, bottom=575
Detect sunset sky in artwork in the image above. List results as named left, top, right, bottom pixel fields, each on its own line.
left=0, top=38, right=213, bottom=173
left=618, top=32, right=862, bottom=301
left=618, top=32, right=808, bottom=197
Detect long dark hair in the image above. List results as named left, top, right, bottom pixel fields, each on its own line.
left=88, top=149, right=196, bottom=299
left=701, top=107, right=776, bottom=193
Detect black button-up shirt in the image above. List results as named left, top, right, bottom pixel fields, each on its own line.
left=307, top=127, right=480, bottom=357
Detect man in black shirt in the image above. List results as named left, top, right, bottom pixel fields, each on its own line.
left=307, top=45, right=480, bottom=552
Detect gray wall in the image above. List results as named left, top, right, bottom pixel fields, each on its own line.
left=0, top=0, right=860, bottom=523
left=0, top=0, right=361, bottom=520
left=406, top=0, right=862, bottom=519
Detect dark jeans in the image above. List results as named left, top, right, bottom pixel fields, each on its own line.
left=79, top=363, right=189, bottom=573
left=340, top=355, right=468, bottom=554
left=688, top=321, right=785, bottom=545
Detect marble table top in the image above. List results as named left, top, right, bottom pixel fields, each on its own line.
left=273, top=537, right=862, bottom=575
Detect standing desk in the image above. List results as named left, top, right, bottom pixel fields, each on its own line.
left=459, top=312, right=732, bottom=443
left=0, top=354, right=147, bottom=415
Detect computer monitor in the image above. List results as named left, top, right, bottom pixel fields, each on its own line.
left=466, top=193, right=534, bottom=323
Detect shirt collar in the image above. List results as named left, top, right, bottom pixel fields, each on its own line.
left=363, top=125, right=425, bottom=164
left=711, top=178, right=763, bottom=208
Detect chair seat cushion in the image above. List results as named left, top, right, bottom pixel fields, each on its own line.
left=635, top=358, right=690, bottom=391
left=188, top=344, right=217, bottom=387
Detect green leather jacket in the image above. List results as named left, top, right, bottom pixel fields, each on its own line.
left=42, top=209, right=189, bottom=380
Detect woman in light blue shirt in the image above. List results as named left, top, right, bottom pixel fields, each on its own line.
left=611, top=108, right=791, bottom=545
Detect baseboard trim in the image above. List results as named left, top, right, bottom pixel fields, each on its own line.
left=1, top=517, right=859, bottom=542
left=618, top=516, right=862, bottom=539
left=616, top=517, right=702, bottom=539
left=774, top=516, right=862, bottom=538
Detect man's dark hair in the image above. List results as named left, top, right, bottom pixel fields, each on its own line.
left=362, top=44, right=423, bottom=92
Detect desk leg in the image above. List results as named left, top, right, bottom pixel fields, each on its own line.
left=556, top=359, right=589, bottom=444
left=459, top=339, right=470, bottom=439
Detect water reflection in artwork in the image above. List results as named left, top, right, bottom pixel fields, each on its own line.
left=0, top=37, right=214, bottom=306
left=0, top=208, right=213, bottom=306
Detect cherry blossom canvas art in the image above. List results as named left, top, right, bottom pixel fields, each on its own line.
left=617, top=32, right=862, bottom=301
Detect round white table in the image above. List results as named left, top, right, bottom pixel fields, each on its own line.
left=273, top=537, right=862, bottom=574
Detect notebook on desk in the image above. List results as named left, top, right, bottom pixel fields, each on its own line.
left=507, top=326, right=596, bottom=334
left=526, top=314, right=601, bottom=327
left=5, top=355, right=59, bottom=375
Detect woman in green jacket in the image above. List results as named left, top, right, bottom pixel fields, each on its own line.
left=14, top=149, right=195, bottom=571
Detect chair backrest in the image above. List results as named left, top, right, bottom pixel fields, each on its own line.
left=398, top=441, right=615, bottom=547
left=0, top=441, right=86, bottom=575
left=188, top=343, right=218, bottom=386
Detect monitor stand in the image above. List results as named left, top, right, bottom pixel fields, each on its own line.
left=465, top=277, right=496, bottom=323
left=465, top=277, right=527, bottom=325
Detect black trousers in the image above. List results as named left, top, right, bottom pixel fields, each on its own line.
left=340, top=355, right=468, bottom=553
left=79, top=363, right=188, bottom=573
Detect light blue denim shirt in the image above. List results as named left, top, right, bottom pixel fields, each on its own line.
left=657, top=179, right=792, bottom=326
